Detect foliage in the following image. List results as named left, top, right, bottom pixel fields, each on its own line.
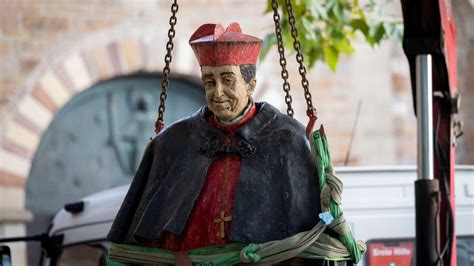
left=261, top=0, right=403, bottom=71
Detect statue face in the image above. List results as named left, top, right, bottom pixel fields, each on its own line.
left=201, top=65, right=256, bottom=122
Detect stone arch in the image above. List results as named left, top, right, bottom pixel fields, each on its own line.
left=0, top=27, right=200, bottom=190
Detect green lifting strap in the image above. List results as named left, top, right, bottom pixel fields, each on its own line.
left=310, top=125, right=363, bottom=263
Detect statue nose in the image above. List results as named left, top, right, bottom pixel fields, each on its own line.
left=214, top=83, right=225, bottom=97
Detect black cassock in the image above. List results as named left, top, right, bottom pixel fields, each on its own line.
left=107, top=102, right=321, bottom=245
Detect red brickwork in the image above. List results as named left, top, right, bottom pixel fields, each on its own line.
left=0, top=0, right=472, bottom=189
left=453, top=0, right=474, bottom=164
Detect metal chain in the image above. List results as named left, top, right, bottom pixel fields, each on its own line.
left=284, top=0, right=315, bottom=117
left=155, top=0, right=179, bottom=133
left=271, top=0, right=294, bottom=117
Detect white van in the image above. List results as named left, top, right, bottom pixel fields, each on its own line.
left=17, top=166, right=474, bottom=265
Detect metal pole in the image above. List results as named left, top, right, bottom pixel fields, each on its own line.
left=416, top=55, right=434, bottom=181
left=415, top=54, right=440, bottom=265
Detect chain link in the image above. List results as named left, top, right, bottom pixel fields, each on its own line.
left=155, top=0, right=179, bottom=133
left=155, top=0, right=314, bottom=127
left=271, top=0, right=294, bottom=117
left=284, top=0, right=315, bottom=117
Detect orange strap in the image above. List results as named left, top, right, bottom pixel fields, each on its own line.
left=155, top=120, right=165, bottom=134
left=305, top=109, right=318, bottom=139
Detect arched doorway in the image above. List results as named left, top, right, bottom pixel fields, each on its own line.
left=25, top=73, right=205, bottom=263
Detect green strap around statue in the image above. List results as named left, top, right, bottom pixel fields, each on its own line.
left=310, top=125, right=364, bottom=263
left=108, top=126, right=366, bottom=265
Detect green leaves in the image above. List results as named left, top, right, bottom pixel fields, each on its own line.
left=262, top=0, right=403, bottom=72
left=369, top=22, right=386, bottom=44
left=333, top=37, right=355, bottom=54
left=324, top=45, right=339, bottom=71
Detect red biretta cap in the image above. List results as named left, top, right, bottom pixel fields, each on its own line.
left=189, top=23, right=262, bottom=66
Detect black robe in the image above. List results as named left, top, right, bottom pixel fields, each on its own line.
left=107, top=102, right=321, bottom=245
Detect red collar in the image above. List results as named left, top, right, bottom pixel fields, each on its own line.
left=210, top=103, right=257, bottom=134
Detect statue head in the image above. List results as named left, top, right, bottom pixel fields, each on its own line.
left=189, top=23, right=262, bottom=122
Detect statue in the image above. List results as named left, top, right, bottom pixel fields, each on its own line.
left=107, top=23, right=328, bottom=264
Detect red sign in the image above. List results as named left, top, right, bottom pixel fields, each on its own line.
left=368, top=241, right=414, bottom=266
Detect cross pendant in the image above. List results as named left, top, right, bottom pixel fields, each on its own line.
left=213, top=210, right=232, bottom=239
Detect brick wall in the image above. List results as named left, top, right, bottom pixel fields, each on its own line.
left=453, top=0, right=474, bottom=164
left=0, top=0, right=421, bottom=166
